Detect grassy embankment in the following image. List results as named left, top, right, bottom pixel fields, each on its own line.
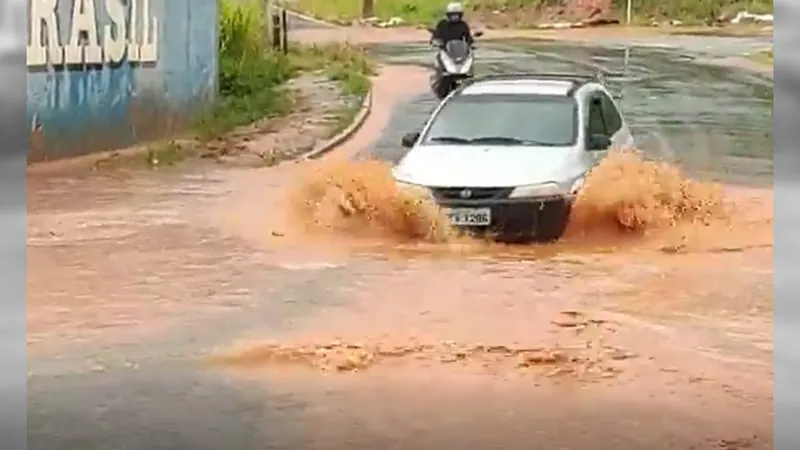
left=746, top=47, right=773, bottom=66
left=292, top=0, right=773, bottom=27
left=149, top=0, right=373, bottom=166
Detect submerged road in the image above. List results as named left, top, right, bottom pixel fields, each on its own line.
left=27, top=33, right=773, bottom=450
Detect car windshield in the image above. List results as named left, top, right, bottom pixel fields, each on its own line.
left=421, top=94, right=577, bottom=146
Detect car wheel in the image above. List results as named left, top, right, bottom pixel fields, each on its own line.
left=536, top=200, right=571, bottom=242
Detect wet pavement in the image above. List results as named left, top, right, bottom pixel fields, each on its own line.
left=368, top=40, right=773, bottom=185
left=27, top=37, right=773, bottom=450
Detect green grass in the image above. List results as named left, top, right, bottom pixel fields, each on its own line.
left=194, top=1, right=375, bottom=141
left=288, top=43, right=374, bottom=137
left=194, top=0, right=296, bottom=140
left=294, top=0, right=452, bottom=24
left=747, top=48, right=773, bottom=66
left=293, top=0, right=773, bottom=26
left=613, top=0, right=773, bottom=25
left=146, top=141, right=185, bottom=167
left=289, top=43, right=374, bottom=97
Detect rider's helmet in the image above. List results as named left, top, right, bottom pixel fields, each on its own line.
left=445, top=2, right=464, bottom=22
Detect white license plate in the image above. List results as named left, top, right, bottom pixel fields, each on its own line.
left=444, top=207, right=491, bottom=226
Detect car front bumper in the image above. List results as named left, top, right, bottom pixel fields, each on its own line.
left=437, top=197, right=573, bottom=237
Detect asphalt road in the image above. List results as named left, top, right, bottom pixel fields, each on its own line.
left=27, top=33, right=775, bottom=450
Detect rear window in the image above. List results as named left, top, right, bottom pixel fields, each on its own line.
left=421, top=94, right=577, bottom=147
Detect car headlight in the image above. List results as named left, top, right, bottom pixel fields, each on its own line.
left=508, top=182, right=564, bottom=199
left=395, top=180, right=432, bottom=199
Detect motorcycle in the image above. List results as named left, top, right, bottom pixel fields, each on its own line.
left=428, top=29, right=483, bottom=100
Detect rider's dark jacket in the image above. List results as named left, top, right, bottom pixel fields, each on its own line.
left=431, top=18, right=473, bottom=45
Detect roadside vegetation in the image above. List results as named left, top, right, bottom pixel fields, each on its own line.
left=291, top=0, right=773, bottom=27
left=194, top=0, right=372, bottom=140
left=136, top=0, right=373, bottom=168
left=289, top=43, right=374, bottom=134
left=193, top=0, right=295, bottom=139
left=747, top=47, right=773, bottom=66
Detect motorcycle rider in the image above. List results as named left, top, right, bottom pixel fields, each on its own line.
left=430, top=2, right=474, bottom=98
left=431, top=2, right=474, bottom=47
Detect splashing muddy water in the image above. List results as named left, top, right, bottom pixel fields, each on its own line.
left=289, top=160, right=452, bottom=242
left=290, top=149, right=732, bottom=249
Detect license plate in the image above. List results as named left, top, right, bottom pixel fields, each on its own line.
left=443, top=207, right=491, bottom=226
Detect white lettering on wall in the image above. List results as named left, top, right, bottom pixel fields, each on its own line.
left=139, top=0, right=157, bottom=61
left=26, top=0, right=159, bottom=67
left=27, top=0, right=63, bottom=66
left=103, top=0, right=126, bottom=63
left=127, top=0, right=139, bottom=61
left=65, top=0, right=102, bottom=64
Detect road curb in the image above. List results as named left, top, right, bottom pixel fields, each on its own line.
left=300, top=87, right=373, bottom=160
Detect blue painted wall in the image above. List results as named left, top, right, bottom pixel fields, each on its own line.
left=26, top=0, right=218, bottom=161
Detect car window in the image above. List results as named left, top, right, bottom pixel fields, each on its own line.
left=421, top=94, right=577, bottom=147
left=599, top=92, right=622, bottom=135
left=586, top=95, right=607, bottom=136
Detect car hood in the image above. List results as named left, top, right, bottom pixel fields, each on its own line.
left=393, top=144, right=584, bottom=188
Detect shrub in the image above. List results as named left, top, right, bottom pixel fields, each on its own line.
left=198, top=0, right=296, bottom=137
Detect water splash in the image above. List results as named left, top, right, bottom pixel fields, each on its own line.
left=566, top=149, right=726, bottom=238
left=289, top=160, right=454, bottom=242
left=290, top=150, right=727, bottom=245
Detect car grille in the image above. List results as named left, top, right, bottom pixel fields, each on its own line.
left=431, top=187, right=514, bottom=201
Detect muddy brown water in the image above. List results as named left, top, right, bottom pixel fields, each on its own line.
left=27, top=42, right=772, bottom=450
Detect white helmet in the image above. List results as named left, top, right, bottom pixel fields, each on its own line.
left=446, top=2, right=464, bottom=13
left=445, top=2, right=464, bottom=21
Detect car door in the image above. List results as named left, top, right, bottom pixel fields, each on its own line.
left=599, top=90, right=634, bottom=150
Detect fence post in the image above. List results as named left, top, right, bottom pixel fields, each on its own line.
left=625, top=0, right=632, bottom=25
left=362, top=0, right=374, bottom=18
left=263, top=0, right=272, bottom=46
left=271, top=9, right=281, bottom=50
left=281, top=8, right=288, bottom=54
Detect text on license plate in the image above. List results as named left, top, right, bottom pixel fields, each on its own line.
left=443, top=207, right=491, bottom=226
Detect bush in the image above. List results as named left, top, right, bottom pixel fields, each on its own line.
left=197, top=3, right=376, bottom=139
left=197, top=0, right=295, bottom=138
left=610, top=0, right=773, bottom=23
left=295, top=0, right=773, bottom=25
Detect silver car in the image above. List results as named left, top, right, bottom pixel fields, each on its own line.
left=392, top=72, right=634, bottom=242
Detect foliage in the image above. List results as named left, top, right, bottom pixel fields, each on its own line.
left=196, top=1, right=375, bottom=139
left=290, top=43, right=375, bottom=96
left=610, top=0, right=773, bottom=23
left=294, top=0, right=774, bottom=25
left=196, top=0, right=295, bottom=139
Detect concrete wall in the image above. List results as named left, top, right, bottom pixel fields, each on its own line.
left=26, top=0, right=219, bottom=161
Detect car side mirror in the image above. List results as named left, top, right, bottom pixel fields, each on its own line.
left=401, top=132, right=420, bottom=148
left=587, top=133, right=611, bottom=151
left=474, top=30, right=484, bottom=37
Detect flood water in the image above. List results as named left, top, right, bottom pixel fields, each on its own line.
left=27, top=38, right=773, bottom=450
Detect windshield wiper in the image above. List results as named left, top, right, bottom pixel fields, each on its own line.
left=469, top=136, right=538, bottom=144
left=428, top=136, right=471, bottom=144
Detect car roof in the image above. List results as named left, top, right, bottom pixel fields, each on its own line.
left=457, top=73, right=603, bottom=98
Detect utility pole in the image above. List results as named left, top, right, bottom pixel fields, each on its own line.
left=625, top=0, right=632, bottom=25
left=263, top=0, right=272, bottom=45
left=362, top=0, right=374, bottom=18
